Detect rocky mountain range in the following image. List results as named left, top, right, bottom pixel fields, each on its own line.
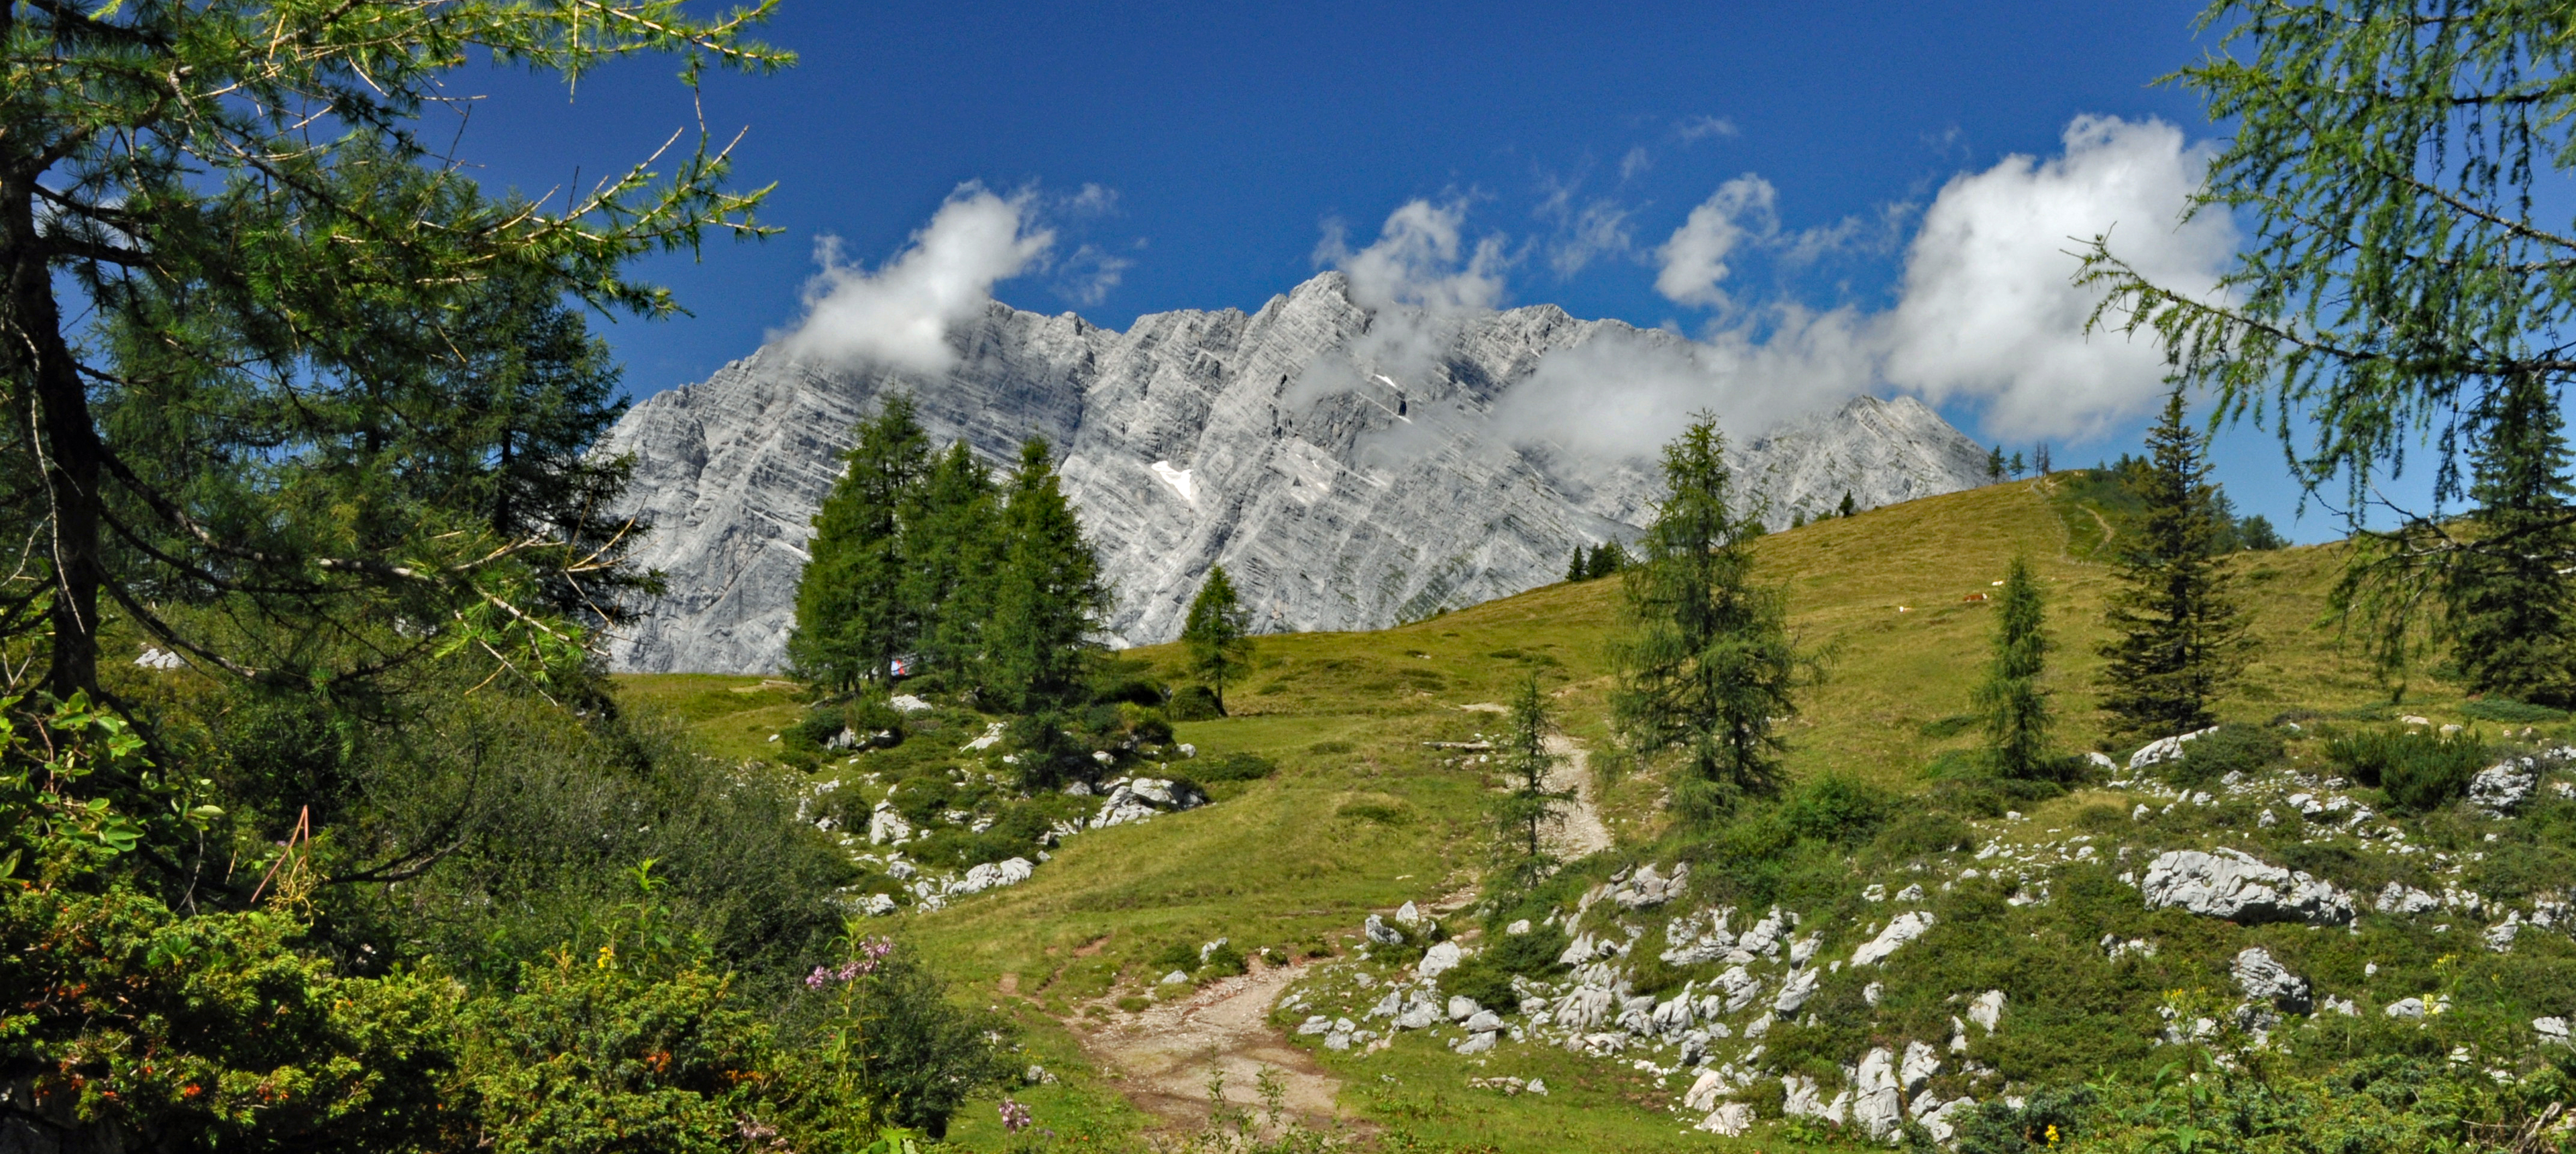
left=598, top=272, right=1993, bottom=674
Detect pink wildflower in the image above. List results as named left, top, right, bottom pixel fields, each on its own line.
left=998, top=1098, right=1032, bottom=1134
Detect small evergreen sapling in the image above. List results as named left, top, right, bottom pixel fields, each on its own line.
left=1837, top=490, right=1857, bottom=519
left=1976, top=556, right=2059, bottom=780
left=1491, top=674, right=1573, bottom=890
left=1181, top=565, right=1255, bottom=715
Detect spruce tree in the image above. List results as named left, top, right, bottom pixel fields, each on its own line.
left=2010, top=450, right=2027, bottom=478
left=1568, top=547, right=1588, bottom=582
left=2098, top=390, right=2250, bottom=737
left=985, top=437, right=1109, bottom=714
left=1182, top=565, right=1255, bottom=715
left=901, top=441, right=1002, bottom=688
left=1491, top=674, right=1572, bottom=889
left=1837, top=491, right=1857, bottom=519
left=1987, top=448, right=2006, bottom=481
left=788, top=396, right=928, bottom=694
left=1976, top=556, right=2057, bottom=779
left=2445, top=374, right=2576, bottom=704
left=1611, top=417, right=1806, bottom=817
left=1586, top=540, right=1628, bottom=580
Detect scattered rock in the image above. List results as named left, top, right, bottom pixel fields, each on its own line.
left=2129, top=727, right=2218, bottom=770
left=1851, top=912, right=1935, bottom=967
left=2470, top=758, right=2541, bottom=815
left=1394, top=901, right=1424, bottom=925
left=1364, top=914, right=1405, bottom=945
left=1609, top=862, right=1690, bottom=909
left=1697, top=1103, right=1754, bottom=1137
left=2231, top=947, right=2312, bottom=1014
left=2538, top=1017, right=2571, bottom=1047
left=1505, top=919, right=1532, bottom=935
left=888, top=694, right=932, bottom=713
left=2141, top=848, right=2355, bottom=925
left=1418, top=941, right=1464, bottom=979
left=1773, top=967, right=1822, bottom=1018
left=2376, top=882, right=2440, bottom=915
left=1851, top=1047, right=1904, bottom=1141
left=1968, top=990, right=2006, bottom=1033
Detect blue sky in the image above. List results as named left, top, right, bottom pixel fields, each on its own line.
left=455, top=0, right=2367, bottom=538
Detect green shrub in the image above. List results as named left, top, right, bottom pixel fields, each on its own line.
left=2327, top=729, right=2488, bottom=811
left=1440, top=959, right=1518, bottom=1011
left=1199, top=941, right=1247, bottom=977
left=2163, top=723, right=2284, bottom=787
left=1872, top=810, right=1974, bottom=859
left=1782, top=773, right=1893, bottom=844
left=1150, top=940, right=1200, bottom=972
left=2459, top=698, right=2568, bottom=723
left=1167, top=685, right=1222, bottom=721
left=1919, top=714, right=1980, bottom=739
left=1192, top=751, right=1277, bottom=782
left=1307, top=739, right=1355, bottom=755
left=1483, top=923, right=1571, bottom=978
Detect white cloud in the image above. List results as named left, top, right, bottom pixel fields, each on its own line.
left=1491, top=305, right=1873, bottom=458
left=1653, top=176, right=1777, bottom=309
left=1676, top=114, right=1738, bottom=142
left=1316, top=198, right=1509, bottom=312
left=775, top=186, right=1053, bottom=373
left=1054, top=243, right=1132, bottom=305
left=1880, top=115, right=2233, bottom=440
left=1619, top=146, right=1653, bottom=180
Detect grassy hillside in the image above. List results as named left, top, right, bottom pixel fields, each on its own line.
left=613, top=476, right=2557, bottom=1151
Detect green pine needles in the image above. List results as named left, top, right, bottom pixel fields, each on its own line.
left=1181, top=566, right=1255, bottom=714
left=1611, top=417, right=1813, bottom=819
left=1976, top=556, right=2058, bottom=780
left=790, top=406, right=1105, bottom=711
left=2098, top=390, right=2250, bottom=738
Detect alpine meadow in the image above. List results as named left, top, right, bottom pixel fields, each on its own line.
left=16, top=3, right=2576, bottom=1154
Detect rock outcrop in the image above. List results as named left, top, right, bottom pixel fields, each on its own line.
left=2141, top=848, right=2355, bottom=925
left=598, top=273, right=1992, bottom=673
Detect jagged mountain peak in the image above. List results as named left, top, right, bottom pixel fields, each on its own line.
left=597, top=280, right=1991, bottom=674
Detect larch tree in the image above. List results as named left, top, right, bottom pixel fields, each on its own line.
left=1611, top=417, right=1809, bottom=818
left=2098, top=390, right=2249, bottom=737
left=789, top=396, right=929, bottom=694
left=1181, top=565, right=1254, bottom=715
left=983, top=438, right=1108, bottom=715
left=2080, top=0, right=2576, bottom=690
left=0, top=1, right=788, bottom=704
left=902, top=440, right=1002, bottom=688
left=1491, top=674, right=1571, bottom=889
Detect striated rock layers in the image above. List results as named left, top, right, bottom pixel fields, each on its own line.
left=600, top=272, right=1992, bottom=674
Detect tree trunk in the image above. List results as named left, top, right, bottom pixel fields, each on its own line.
left=0, top=163, right=105, bottom=702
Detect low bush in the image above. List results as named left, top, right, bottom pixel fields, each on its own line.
left=1782, top=773, right=1894, bottom=845
left=1440, top=959, right=1518, bottom=1011
left=2327, top=729, right=2488, bottom=812
left=2459, top=698, right=2568, bottom=724
left=1199, top=941, right=1248, bottom=977
left=2162, top=723, right=2284, bottom=787
left=1167, top=685, right=1223, bottom=721
left=1192, top=751, right=1277, bottom=782
left=1873, top=810, right=1975, bottom=859
left=1483, top=923, right=1571, bottom=978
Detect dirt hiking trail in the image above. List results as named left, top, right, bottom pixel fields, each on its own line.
left=1077, top=959, right=1350, bottom=1132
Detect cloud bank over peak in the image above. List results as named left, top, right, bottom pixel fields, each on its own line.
left=775, top=186, right=1054, bottom=374
left=1315, top=198, right=1510, bottom=313
left=1654, top=175, right=1779, bottom=309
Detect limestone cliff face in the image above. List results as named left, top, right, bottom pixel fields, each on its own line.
left=600, top=273, right=1991, bottom=674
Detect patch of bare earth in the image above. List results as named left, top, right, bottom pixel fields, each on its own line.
left=1542, top=735, right=1612, bottom=858
left=1075, top=959, right=1349, bottom=1133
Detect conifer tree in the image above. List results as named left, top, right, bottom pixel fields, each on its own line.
left=1612, top=417, right=1807, bottom=817
left=2099, top=390, right=2250, bottom=737
left=1586, top=540, right=1628, bottom=580
left=2035, top=444, right=2053, bottom=475
left=1976, top=556, right=2057, bottom=778
left=985, top=438, right=1109, bottom=713
left=2445, top=373, right=2576, bottom=704
left=1568, top=547, right=1588, bottom=582
left=2010, top=450, right=2027, bottom=478
left=1837, top=491, right=1857, bottom=519
left=1987, top=448, right=2006, bottom=481
left=788, top=397, right=928, bottom=694
left=902, top=441, right=1002, bottom=687
left=1182, top=565, right=1255, bottom=715
left=1491, top=674, right=1572, bottom=889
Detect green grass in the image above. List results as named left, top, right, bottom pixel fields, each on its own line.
left=612, top=477, right=2576, bottom=1151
